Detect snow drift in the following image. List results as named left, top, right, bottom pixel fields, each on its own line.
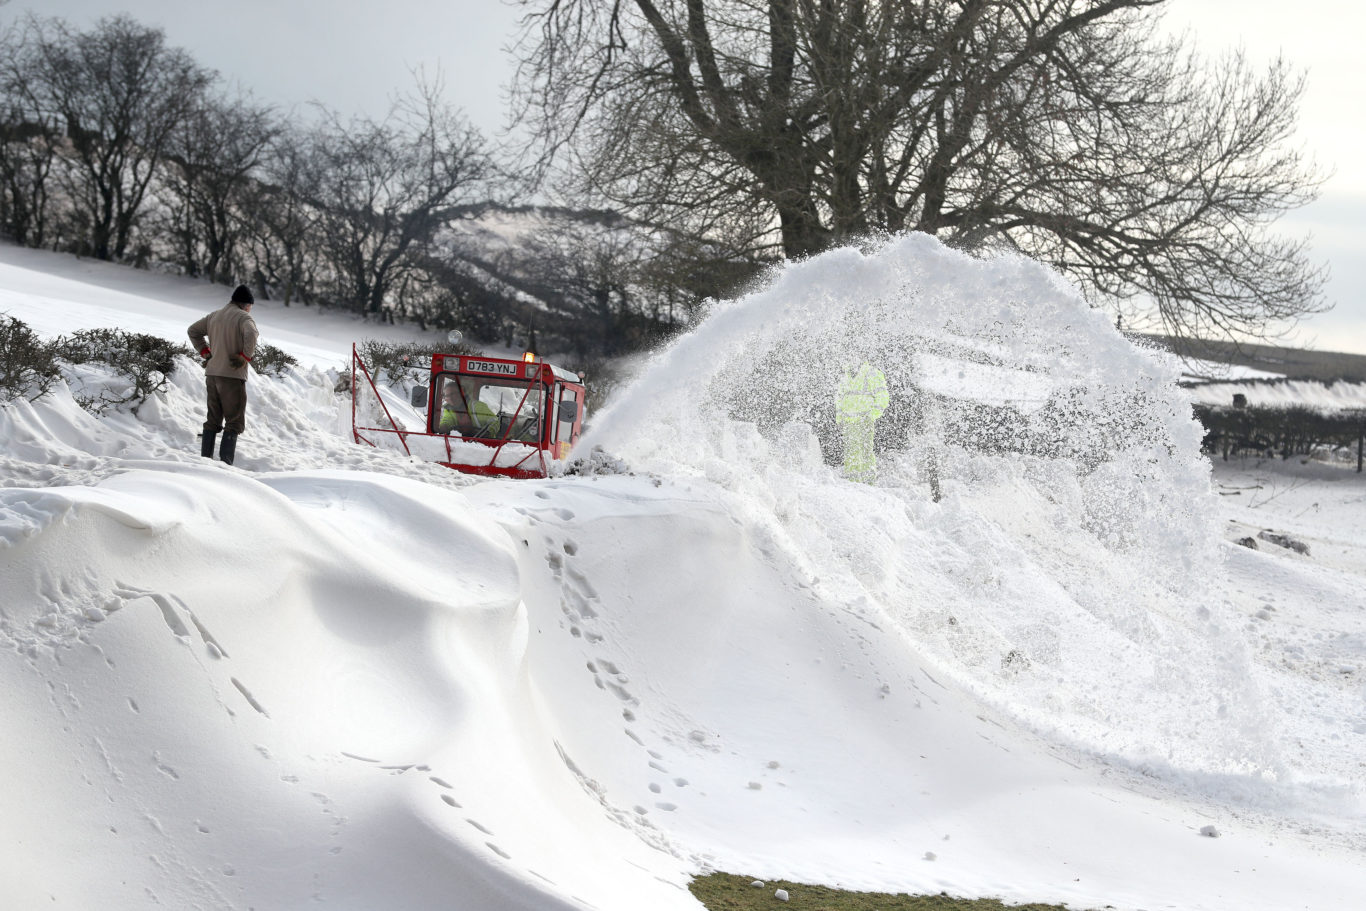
left=2, top=236, right=1365, bottom=911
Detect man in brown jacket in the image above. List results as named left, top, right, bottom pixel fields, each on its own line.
left=187, top=284, right=259, bottom=465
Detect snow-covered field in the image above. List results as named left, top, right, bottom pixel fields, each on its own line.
left=1, top=238, right=1364, bottom=911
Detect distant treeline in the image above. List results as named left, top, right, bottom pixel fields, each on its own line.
left=1194, top=394, right=1366, bottom=469
left=0, top=13, right=735, bottom=361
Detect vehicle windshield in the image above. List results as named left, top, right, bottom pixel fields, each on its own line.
left=435, top=374, right=543, bottom=442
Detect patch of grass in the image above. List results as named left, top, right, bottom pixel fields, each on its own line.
left=689, top=873, right=1085, bottom=911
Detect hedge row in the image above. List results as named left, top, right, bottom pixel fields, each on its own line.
left=0, top=314, right=297, bottom=411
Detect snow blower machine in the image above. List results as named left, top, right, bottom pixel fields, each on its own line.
left=350, top=340, right=586, bottom=479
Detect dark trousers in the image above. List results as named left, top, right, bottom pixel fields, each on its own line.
left=204, top=375, right=248, bottom=435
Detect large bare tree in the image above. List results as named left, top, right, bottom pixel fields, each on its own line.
left=513, top=0, right=1326, bottom=340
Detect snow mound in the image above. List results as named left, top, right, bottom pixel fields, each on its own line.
left=0, top=466, right=687, bottom=909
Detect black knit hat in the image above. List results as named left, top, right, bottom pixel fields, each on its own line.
left=231, top=284, right=254, bottom=305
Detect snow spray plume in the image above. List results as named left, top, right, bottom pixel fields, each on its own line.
left=583, top=233, right=1281, bottom=782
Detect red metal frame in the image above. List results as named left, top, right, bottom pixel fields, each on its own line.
left=350, top=345, right=586, bottom=479
left=351, top=344, right=414, bottom=456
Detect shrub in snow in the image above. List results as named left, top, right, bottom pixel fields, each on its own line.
left=54, top=328, right=192, bottom=414
left=355, top=338, right=477, bottom=387
left=250, top=343, right=299, bottom=378
left=0, top=315, right=61, bottom=403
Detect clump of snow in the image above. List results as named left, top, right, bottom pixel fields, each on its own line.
left=561, top=445, right=633, bottom=477
left=1258, top=529, right=1311, bottom=555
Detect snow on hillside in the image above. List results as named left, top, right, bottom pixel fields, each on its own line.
left=1186, top=376, right=1366, bottom=413
left=0, top=243, right=454, bottom=371
left=2, top=237, right=1365, bottom=911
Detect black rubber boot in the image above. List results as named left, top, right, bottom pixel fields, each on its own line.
left=219, top=431, right=238, bottom=465
left=201, top=431, right=217, bottom=459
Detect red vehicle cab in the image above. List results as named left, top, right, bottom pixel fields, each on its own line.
left=351, top=346, right=586, bottom=479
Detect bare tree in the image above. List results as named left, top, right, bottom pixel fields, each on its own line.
left=243, top=124, right=325, bottom=307
left=512, top=0, right=1326, bottom=340
left=520, top=222, right=640, bottom=357
left=162, top=88, right=275, bottom=282
left=26, top=14, right=211, bottom=260
left=306, top=78, right=493, bottom=318
left=0, top=23, right=61, bottom=247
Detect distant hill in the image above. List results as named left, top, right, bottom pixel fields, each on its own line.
left=1136, top=334, right=1366, bottom=384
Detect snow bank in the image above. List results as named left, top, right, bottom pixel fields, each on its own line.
left=0, top=465, right=689, bottom=909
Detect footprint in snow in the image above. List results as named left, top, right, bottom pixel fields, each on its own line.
left=231, top=678, right=269, bottom=717
left=153, top=753, right=180, bottom=780
left=564, top=587, right=597, bottom=619
left=604, top=679, right=635, bottom=704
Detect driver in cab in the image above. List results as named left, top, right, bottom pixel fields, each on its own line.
left=438, top=382, right=497, bottom=438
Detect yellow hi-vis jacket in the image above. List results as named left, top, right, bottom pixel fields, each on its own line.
left=836, top=363, right=889, bottom=422
left=440, top=398, right=498, bottom=436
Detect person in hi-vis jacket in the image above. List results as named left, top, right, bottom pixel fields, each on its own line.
left=836, top=361, right=889, bottom=483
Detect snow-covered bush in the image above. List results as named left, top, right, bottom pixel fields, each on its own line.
left=54, top=327, right=191, bottom=414
left=0, top=314, right=61, bottom=402
left=354, top=337, right=478, bottom=387
left=250, top=342, right=299, bottom=378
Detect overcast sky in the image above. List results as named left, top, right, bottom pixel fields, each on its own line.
left=6, top=0, right=1364, bottom=354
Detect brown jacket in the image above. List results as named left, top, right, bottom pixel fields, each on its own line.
left=188, top=303, right=259, bottom=381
